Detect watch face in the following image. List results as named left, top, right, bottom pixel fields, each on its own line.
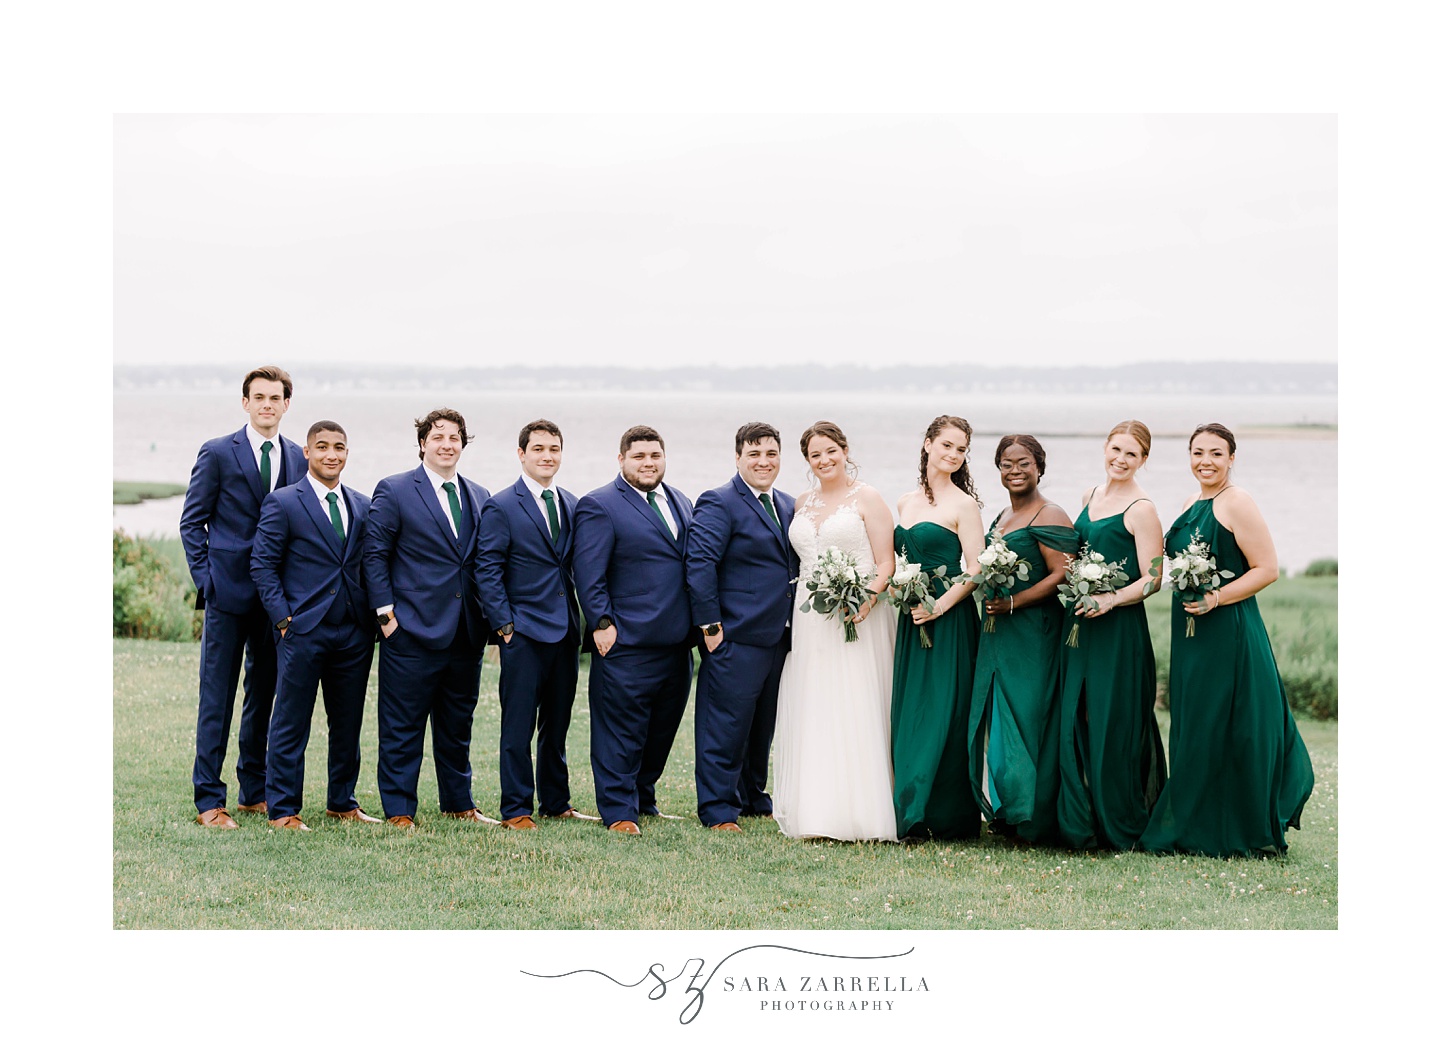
left=704, top=623, right=721, bottom=636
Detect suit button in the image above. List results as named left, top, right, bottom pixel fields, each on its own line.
left=330, top=588, right=336, bottom=594
left=455, top=592, right=462, bottom=598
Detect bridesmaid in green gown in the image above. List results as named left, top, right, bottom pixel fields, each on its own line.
left=967, top=435, right=1077, bottom=845
left=1057, top=420, right=1168, bottom=850
left=889, top=415, right=986, bottom=840
left=1139, top=423, right=1315, bottom=857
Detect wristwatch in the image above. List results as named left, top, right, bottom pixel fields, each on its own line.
left=276, top=616, right=292, bottom=631
left=701, top=622, right=721, bottom=637
left=376, top=611, right=393, bottom=628
left=496, top=622, right=515, bottom=638
left=596, top=616, right=614, bottom=630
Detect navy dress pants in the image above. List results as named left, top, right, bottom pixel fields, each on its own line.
left=693, top=635, right=787, bottom=826
left=498, top=631, right=579, bottom=819
left=588, top=642, right=692, bottom=826
left=193, top=598, right=276, bottom=812
left=265, top=620, right=374, bottom=820
left=376, top=621, right=483, bottom=818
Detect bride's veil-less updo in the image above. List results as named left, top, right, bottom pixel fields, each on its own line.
left=919, top=415, right=981, bottom=506
left=799, top=420, right=859, bottom=481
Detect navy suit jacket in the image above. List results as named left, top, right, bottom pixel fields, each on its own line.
left=475, top=477, right=580, bottom=645
left=250, top=480, right=372, bottom=635
left=362, top=465, right=490, bottom=651
left=180, top=425, right=307, bottom=614
left=684, top=473, right=798, bottom=647
left=572, top=475, right=694, bottom=648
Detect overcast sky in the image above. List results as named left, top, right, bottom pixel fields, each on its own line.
left=115, top=113, right=1335, bottom=369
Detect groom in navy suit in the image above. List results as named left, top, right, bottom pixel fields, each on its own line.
left=180, top=365, right=306, bottom=828
left=363, top=408, right=496, bottom=829
left=572, top=426, right=695, bottom=834
left=250, top=421, right=380, bottom=830
left=475, top=419, right=597, bottom=829
left=684, top=422, right=798, bottom=831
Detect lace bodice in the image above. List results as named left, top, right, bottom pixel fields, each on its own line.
left=789, top=486, right=875, bottom=575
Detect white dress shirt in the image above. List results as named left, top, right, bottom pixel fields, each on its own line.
left=246, top=423, right=283, bottom=493
left=628, top=479, right=678, bottom=539
left=520, top=472, right=564, bottom=533
left=423, top=462, right=463, bottom=538
left=305, top=473, right=348, bottom=535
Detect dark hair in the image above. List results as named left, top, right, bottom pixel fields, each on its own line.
left=995, top=434, right=1048, bottom=477
left=919, top=415, right=980, bottom=506
left=798, top=420, right=858, bottom=479
left=306, top=420, right=347, bottom=442
left=734, top=421, right=781, bottom=455
left=1107, top=419, right=1152, bottom=459
left=1189, top=422, right=1236, bottom=455
left=414, top=408, right=470, bottom=460
left=242, top=365, right=293, bottom=400
left=518, top=418, right=564, bottom=451
left=619, top=425, right=665, bottom=455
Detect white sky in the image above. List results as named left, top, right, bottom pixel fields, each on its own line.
left=115, top=113, right=1335, bottom=369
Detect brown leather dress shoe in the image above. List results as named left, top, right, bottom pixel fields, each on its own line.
left=326, top=808, right=383, bottom=823
left=236, top=801, right=268, bottom=815
left=442, top=808, right=502, bottom=825
left=607, top=821, right=642, bottom=835
left=268, top=815, right=311, bottom=831
left=708, top=821, right=743, bottom=833
left=542, top=808, right=601, bottom=821
left=196, top=808, right=238, bottom=829
left=500, top=815, right=537, bottom=830
left=386, top=815, right=415, bottom=829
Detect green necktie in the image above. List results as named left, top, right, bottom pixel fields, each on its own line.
left=442, top=481, right=463, bottom=535
left=260, top=440, right=273, bottom=492
left=758, top=491, right=780, bottom=529
left=326, top=491, right=345, bottom=542
left=542, top=488, right=560, bottom=542
left=647, top=489, right=671, bottom=532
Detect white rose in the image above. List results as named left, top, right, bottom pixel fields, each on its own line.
left=1080, top=563, right=1105, bottom=582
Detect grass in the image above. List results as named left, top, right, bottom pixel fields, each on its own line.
left=114, top=481, right=187, bottom=505
left=114, top=638, right=1337, bottom=930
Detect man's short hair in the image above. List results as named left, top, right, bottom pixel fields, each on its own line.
left=305, top=420, right=347, bottom=443
left=414, top=408, right=470, bottom=460
left=518, top=419, right=564, bottom=451
left=242, top=365, right=293, bottom=400
left=619, top=425, right=665, bottom=455
left=734, top=421, right=781, bottom=455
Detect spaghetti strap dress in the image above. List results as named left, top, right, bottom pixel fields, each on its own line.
left=1138, top=496, right=1315, bottom=857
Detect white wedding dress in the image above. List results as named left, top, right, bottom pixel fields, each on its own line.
left=774, top=486, right=899, bottom=842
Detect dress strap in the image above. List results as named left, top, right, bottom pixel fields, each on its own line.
left=1026, top=502, right=1053, bottom=526
left=1123, top=497, right=1148, bottom=512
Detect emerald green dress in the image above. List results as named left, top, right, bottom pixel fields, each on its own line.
left=967, top=509, right=1078, bottom=844
left=1057, top=497, right=1167, bottom=850
left=1138, top=496, right=1315, bottom=857
left=889, top=522, right=980, bottom=839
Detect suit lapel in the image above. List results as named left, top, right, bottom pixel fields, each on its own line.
left=618, top=476, right=675, bottom=545
left=300, top=483, right=344, bottom=559
left=737, top=475, right=788, bottom=555
left=516, top=479, right=556, bottom=556
left=456, top=478, right=477, bottom=549
left=415, top=467, right=461, bottom=556
left=340, top=485, right=365, bottom=560
left=232, top=428, right=264, bottom=505
left=555, top=490, right=574, bottom=559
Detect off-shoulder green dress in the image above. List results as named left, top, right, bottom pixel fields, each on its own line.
left=1057, top=498, right=1167, bottom=850
left=967, top=508, right=1078, bottom=844
left=1138, top=496, right=1315, bottom=857
left=889, top=522, right=980, bottom=839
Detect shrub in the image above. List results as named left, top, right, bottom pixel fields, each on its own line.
left=113, top=530, right=201, bottom=641
left=1301, top=558, right=1338, bottom=577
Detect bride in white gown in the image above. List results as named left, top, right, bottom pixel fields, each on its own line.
left=774, top=421, right=899, bottom=842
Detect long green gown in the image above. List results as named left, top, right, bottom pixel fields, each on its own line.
left=889, top=522, right=980, bottom=839
left=967, top=509, right=1078, bottom=844
left=1138, top=496, right=1315, bottom=857
left=1057, top=499, right=1167, bottom=850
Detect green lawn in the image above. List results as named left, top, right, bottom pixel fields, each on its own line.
left=114, top=481, right=187, bottom=505
left=114, top=638, right=1337, bottom=930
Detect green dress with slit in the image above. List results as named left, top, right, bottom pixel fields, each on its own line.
left=889, top=522, right=980, bottom=839
left=967, top=509, right=1078, bottom=844
left=1138, top=496, right=1315, bottom=857
left=1057, top=499, right=1167, bottom=850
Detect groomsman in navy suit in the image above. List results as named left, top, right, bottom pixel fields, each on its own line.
left=684, top=422, right=798, bottom=832
left=363, top=408, right=497, bottom=829
left=250, top=421, right=380, bottom=830
left=573, top=426, right=695, bottom=834
left=180, top=365, right=306, bottom=828
left=476, top=419, right=598, bottom=830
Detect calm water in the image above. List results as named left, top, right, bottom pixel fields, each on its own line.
left=114, top=390, right=1337, bottom=572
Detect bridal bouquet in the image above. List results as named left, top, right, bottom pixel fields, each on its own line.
left=879, top=552, right=964, bottom=648
left=973, top=530, right=1031, bottom=632
left=798, top=546, right=876, bottom=643
left=1056, top=544, right=1131, bottom=647
left=1155, top=529, right=1235, bottom=637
